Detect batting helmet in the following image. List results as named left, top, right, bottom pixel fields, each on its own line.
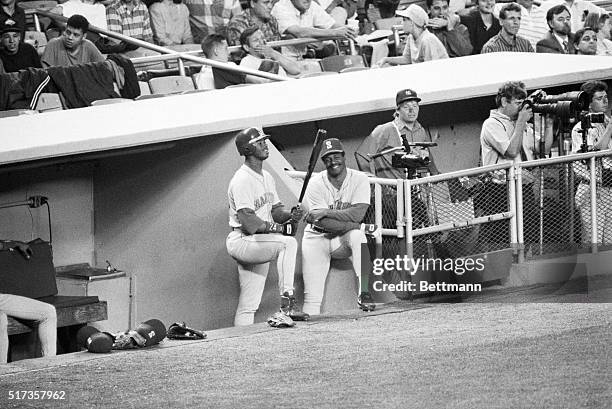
left=235, top=127, right=270, bottom=156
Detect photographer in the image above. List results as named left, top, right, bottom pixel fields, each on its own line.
left=478, top=81, right=554, bottom=250
left=570, top=80, right=612, bottom=244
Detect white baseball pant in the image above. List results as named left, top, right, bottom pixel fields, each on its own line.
left=301, top=229, right=368, bottom=316
left=226, top=230, right=298, bottom=326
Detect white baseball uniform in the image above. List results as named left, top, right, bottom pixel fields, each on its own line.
left=301, top=168, right=371, bottom=316
left=226, top=164, right=298, bottom=326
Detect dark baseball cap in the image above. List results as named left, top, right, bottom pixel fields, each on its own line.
left=396, top=89, right=421, bottom=105
left=0, top=19, right=22, bottom=35
left=235, top=127, right=269, bottom=155
left=320, top=138, right=345, bottom=159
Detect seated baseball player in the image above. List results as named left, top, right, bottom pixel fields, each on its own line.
left=301, top=138, right=377, bottom=316
left=226, top=127, right=309, bottom=326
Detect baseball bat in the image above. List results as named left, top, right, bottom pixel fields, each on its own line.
left=298, top=129, right=327, bottom=204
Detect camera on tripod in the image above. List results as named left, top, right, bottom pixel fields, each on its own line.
left=521, top=90, right=589, bottom=119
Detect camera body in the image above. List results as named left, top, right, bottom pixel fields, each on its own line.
left=392, top=153, right=429, bottom=179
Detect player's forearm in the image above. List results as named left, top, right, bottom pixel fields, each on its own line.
left=314, top=218, right=360, bottom=235
left=325, top=205, right=368, bottom=223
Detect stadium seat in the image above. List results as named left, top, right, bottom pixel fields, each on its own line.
left=91, top=98, right=133, bottom=106
left=373, top=17, right=402, bottom=30
left=320, top=55, right=367, bottom=72
left=297, top=72, right=339, bottom=79
left=139, top=81, right=151, bottom=96
left=148, top=76, right=195, bottom=94
left=0, top=109, right=38, bottom=118
left=192, top=72, right=215, bottom=90
left=135, top=94, right=167, bottom=101
left=35, top=93, right=63, bottom=112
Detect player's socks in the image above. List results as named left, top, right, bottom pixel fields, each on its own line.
left=280, top=291, right=310, bottom=321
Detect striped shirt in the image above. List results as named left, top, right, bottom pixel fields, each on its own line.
left=481, top=32, right=534, bottom=53
left=494, top=3, right=548, bottom=50
left=106, top=1, right=154, bottom=43
left=184, top=0, right=242, bottom=44
left=226, top=9, right=281, bottom=46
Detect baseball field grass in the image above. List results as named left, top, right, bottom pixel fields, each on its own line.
left=1, top=275, right=610, bottom=408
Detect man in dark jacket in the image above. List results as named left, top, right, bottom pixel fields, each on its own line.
left=536, top=4, right=574, bottom=53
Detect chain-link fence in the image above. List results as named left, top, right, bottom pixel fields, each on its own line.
left=518, top=150, right=612, bottom=259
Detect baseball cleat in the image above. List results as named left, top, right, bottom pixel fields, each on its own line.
left=358, top=292, right=376, bottom=312
left=267, top=312, right=296, bottom=328
left=280, top=291, right=310, bottom=321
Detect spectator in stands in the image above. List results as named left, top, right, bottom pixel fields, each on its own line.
left=572, top=26, right=597, bottom=55
left=584, top=12, right=612, bottom=56
left=1, top=240, right=57, bottom=364
left=199, top=33, right=245, bottom=88
left=0, top=21, right=41, bottom=72
left=271, top=0, right=357, bottom=60
left=376, top=4, right=448, bottom=66
left=481, top=2, right=534, bottom=52
left=0, top=0, right=25, bottom=40
left=363, top=0, right=400, bottom=25
left=54, top=0, right=109, bottom=31
left=536, top=5, right=574, bottom=53
left=425, top=0, right=473, bottom=57
left=460, top=0, right=501, bottom=54
left=319, top=0, right=358, bottom=26
left=106, top=0, right=154, bottom=43
left=184, top=0, right=242, bottom=43
left=42, top=14, right=106, bottom=67
left=571, top=80, right=612, bottom=244
left=493, top=0, right=548, bottom=50
left=149, top=0, right=194, bottom=45
left=226, top=0, right=281, bottom=46
left=540, top=0, right=607, bottom=33
left=239, top=26, right=300, bottom=83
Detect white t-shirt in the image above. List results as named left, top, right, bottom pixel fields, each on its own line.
left=60, top=0, right=108, bottom=30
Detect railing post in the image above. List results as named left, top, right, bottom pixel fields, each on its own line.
left=508, top=165, right=518, bottom=251
left=515, top=163, right=524, bottom=258
left=590, top=156, right=598, bottom=251
left=374, top=182, right=383, bottom=258
left=348, top=39, right=357, bottom=56
left=404, top=179, right=413, bottom=259
left=396, top=179, right=404, bottom=239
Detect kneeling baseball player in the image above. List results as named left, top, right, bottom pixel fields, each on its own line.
left=302, top=138, right=377, bottom=316
left=227, top=127, right=309, bottom=326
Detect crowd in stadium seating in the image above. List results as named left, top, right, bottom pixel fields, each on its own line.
left=0, top=0, right=611, bottom=105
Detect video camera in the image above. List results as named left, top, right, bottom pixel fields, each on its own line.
left=521, top=90, right=590, bottom=119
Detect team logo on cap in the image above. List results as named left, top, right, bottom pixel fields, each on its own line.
left=248, top=127, right=268, bottom=144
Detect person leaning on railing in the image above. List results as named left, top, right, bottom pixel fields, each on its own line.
left=570, top=80, right=612, bottom=244
left=1, top=240, right=57, bottom=364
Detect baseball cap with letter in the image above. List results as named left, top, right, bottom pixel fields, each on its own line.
left=1, top=19, right=22, bottom=35
left=396, top=88, right=421, bottom=106
left=235, top=127, right=270, bottom=155
left=320, top=138, right=345, bottom=159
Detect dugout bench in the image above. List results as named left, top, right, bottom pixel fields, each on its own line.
left=2, top=239, right=108, bottom=362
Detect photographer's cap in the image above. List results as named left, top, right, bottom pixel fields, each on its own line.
left=235, top=127, right=269, bottom=155
left=320, top=138, right=345, bottom=159
left=396, top=88, right=421, bottom=105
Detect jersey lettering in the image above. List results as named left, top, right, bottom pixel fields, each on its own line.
left=253, top=192, right=275, bottom=211
left=329, top=200, right=351, bottom=210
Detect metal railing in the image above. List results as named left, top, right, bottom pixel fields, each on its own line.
left=286, top=149, right=612, bottom=263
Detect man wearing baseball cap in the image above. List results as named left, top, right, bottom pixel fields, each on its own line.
left=376, top=4, right=448, bottom=66
left=0, top=20, right=41, bottom=72
left=301, top=137, right=378, bottom=315
left=356, top=88, right=439, bottom=179
left=226, top=127, right=309, bottom=327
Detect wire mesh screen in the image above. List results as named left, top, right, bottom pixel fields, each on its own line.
left=411, top=173, right=513, bottom=257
